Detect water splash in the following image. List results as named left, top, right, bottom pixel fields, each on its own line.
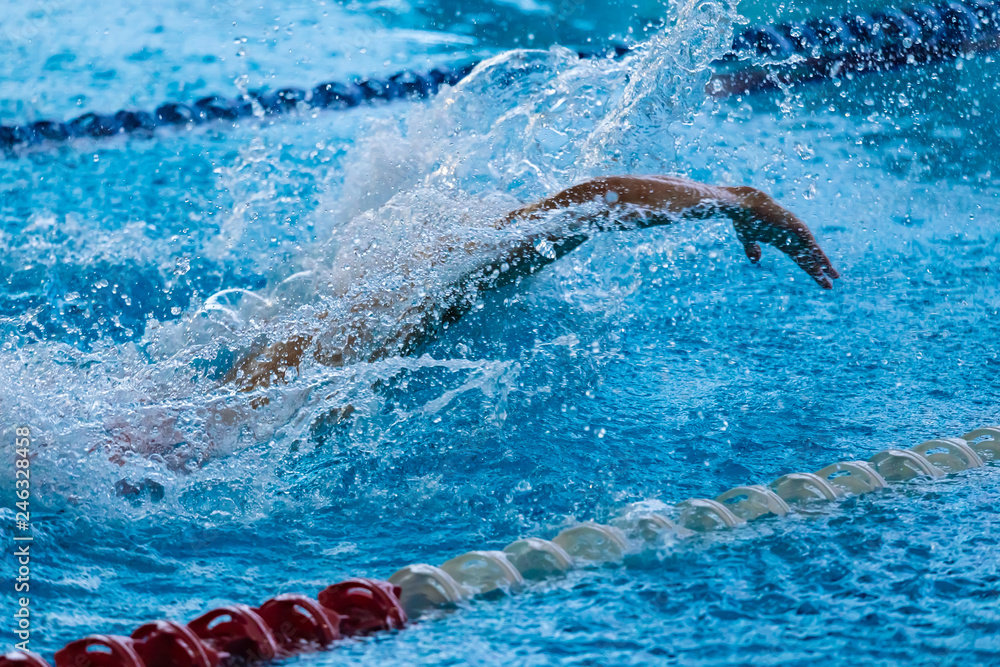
left=582, top=0, right=739, bottom=168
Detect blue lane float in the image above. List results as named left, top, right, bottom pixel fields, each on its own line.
left=2, top=0, right=999, bottom=151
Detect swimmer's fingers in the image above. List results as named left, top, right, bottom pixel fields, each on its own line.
left=740, top=239, right=763, bottom=264
left=771, top=227, right=840, bottom=289
left=786, top=244, right=834, bottom=289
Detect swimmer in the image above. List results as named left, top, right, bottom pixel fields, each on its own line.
left=225, top=175, right=838, bottom=393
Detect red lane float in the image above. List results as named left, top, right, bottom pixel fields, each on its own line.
left=53, top=636, right=144, bottom=667
left=0, top=652, right=52, bottom=667
left=131, top=621, right=221, bottom=667
left=188, top=605, right=279, bottom=665
left=0, top=577, right=406, bottom=667
left=317, top=578, right=407, bottom=635
left=254, top=594, right=343, bottom=649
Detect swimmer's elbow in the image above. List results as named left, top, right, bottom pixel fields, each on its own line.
left=722, top=185, right=770, bottom=207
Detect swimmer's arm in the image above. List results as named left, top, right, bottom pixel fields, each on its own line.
left=401, top=175, right=838, bottom=357
left=224, top=176, right=838, bottom=392
left=493, top=175, right=839, bottom=289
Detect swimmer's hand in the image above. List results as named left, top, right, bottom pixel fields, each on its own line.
left=223, top=334, right=312, bottom=393
left=723, top=186, right=840, bottom=289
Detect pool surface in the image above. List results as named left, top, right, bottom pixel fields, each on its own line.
left=2, top=0, right=999, bottom=663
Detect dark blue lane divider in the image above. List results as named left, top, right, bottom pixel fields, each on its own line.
left=2, top=0, right=998, bottom=152
left=0, top=62, right=477, bottom=152
left=711, top=0, right=1000, bottom=95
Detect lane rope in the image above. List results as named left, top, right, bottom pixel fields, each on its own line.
left=710, top=0, right=1000, bottom=95
left=3, top=425, right=997, bottom=666
left=2, top=0, right=998, bottom=152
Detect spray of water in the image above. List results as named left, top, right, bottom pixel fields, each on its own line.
left=0, top=0, right=764, bottom=523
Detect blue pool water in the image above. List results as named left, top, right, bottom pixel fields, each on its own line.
left=2, top=0, right=1000, bottom=663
